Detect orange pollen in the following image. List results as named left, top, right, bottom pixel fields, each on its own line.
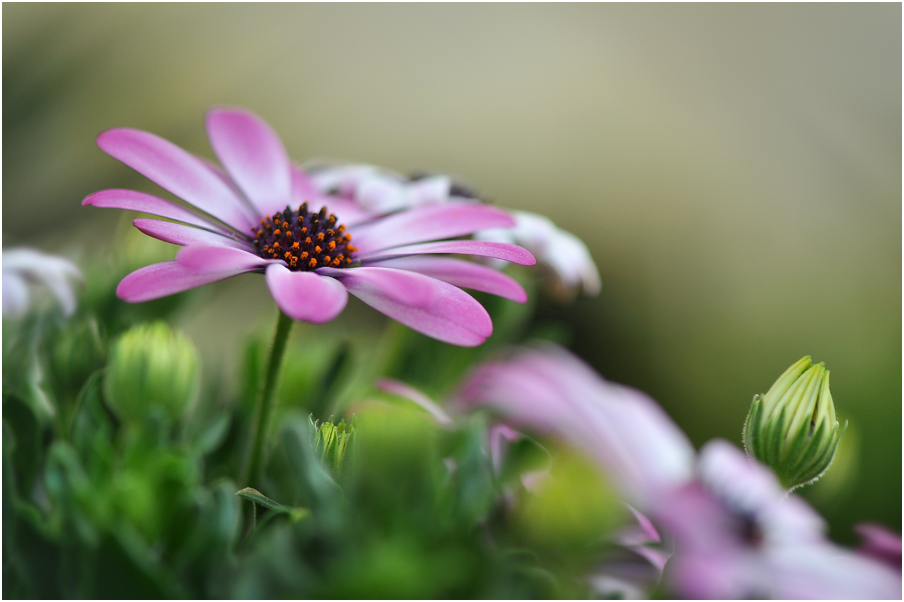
left=253, top=204, right=357, bottom=272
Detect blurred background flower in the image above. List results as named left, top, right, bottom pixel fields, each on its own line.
left=3, top=3, right=899, bottom=539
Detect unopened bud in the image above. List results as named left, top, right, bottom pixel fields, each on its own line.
left=743, top=356, right=846, bottom=491
left=104, top=321, right=200, bottom=423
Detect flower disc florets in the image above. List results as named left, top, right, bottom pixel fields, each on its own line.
left=251, top=203, right=357, bottom=271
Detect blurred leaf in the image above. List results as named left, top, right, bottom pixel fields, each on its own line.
left=307, top=342, right=354, bottom=420
left=2, top=395, right=43, bottom=499
left=236, top=487, right=288, bottom=513
left=190, top=412, right=231, bottom=457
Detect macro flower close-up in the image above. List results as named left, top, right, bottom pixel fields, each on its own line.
left=84, top=108, right=535, bottom=347
left=4, top=4, right=899, bottom=600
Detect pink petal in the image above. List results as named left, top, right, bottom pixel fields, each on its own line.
left=176, top=245, right=275, bottom=273
left=133, top=219, right=247, bottom=249
left=367, top=256, right=527, bottom=302
left=350, top=202, right=516, bottom=253
left=97, top=128, right=257, bottom=231
left=362, top=240, right=536, bottom=266
left=320, top=266, right=492, bottom=347
left=206, top=108, right=292, bottom=218
left=116, top=261, right=245, bottom=302
left=83, top=189, right=229, bottom=232
left=264, top=264, right=348, bottom=324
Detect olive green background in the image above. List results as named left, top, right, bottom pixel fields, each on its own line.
left=4, top=3, right=900, bottom=541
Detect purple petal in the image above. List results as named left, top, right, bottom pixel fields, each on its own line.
left=350, top=202, right=516, bottom=253
left=133, top=219, right=248, bottom=249
left=83, top=189, right=228, bottom=232
left=367, top=256, right=527, bottom=302
left=96, top=128, right=257, bottom=231
left=206, top=108, right=292, bottom=218
left=265, top=265, right=348, bottom=323
left=176, top=245, right=275, bottom=273
left=362, top=240, right=536, bottom=266
left=320, top=266, right=492, bottom=347
left=116, top=261, right=243, bottom=302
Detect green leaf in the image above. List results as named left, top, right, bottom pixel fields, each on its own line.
left=235, top=487, right=289, bottom=513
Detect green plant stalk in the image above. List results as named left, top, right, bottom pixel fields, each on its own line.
left=243, top=310, right=293, bottom=488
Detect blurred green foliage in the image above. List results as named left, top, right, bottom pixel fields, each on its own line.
left=2, top=259, right=629, bottom=598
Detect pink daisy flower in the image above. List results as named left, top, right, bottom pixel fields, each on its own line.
left=83, top=108, right=535, bottom=346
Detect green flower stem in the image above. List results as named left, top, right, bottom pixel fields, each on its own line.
left=243, top=310, right=293, bottom=488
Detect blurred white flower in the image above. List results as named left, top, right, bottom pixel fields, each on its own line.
left=307, top=162, right=457, bottom=214
left=2, top=248, right=82, bottom=318
left=475, top=210, right=601, bottom=299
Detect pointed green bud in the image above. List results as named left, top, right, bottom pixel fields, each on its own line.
left=309, top=415, right=355, bottom=476
left=743, top=356, right=846, bottom=491
left=104, top=321, right=200, bottom=423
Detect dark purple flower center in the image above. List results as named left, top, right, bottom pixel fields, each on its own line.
left=251, top=203, right=357, bottom=271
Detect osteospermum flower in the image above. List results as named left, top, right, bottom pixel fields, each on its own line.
left=83, top=109, right=535, bottom=346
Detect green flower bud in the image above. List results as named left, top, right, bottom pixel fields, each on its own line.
left=743, top=356, right=846, bottom=491
left=309, top=415, right=355, bottom=477
left=104, top=321, right=200, bottom=423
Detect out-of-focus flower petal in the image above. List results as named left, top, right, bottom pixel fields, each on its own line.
left=290, top=166, right=372, bottom=227
left=133, top=219, right=246, bottom=249
left=2, top=271, right=29, bottom=318
left=206, top=108, right=292, bottom=218
left=362, top=240, right=536, bottom=266
left=368, top=256, right=527, bottom=303
left=264, top=264, right=348, bottom=324
left=2, top=248, right=82, bottom=318
left=855, top=523, right=902, bottom=572
left=322, top=266, right=492, bottom=346
left=456, top=344, right=695, bottom=507
left=477, top=210, right=600, bottom=297
left=352, top=203, right=515, bottom=253
left=97, top=128, right=257, bottom=230
left=376, top=378, right=455, bottom=426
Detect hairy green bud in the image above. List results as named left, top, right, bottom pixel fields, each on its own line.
left=104, top=321, right=200, bottom=423
left=743, top=356, right=846, bottom=491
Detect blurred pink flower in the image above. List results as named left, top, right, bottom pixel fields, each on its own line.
left=654, top=440, right=902, bottom=600
left=2, top=248, right=82, bottom=318
left=855, top=523, right=902, bottom=573
left=84, top=108, right=535, bottom=346
left=454, top=343, right=695, bottom=507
